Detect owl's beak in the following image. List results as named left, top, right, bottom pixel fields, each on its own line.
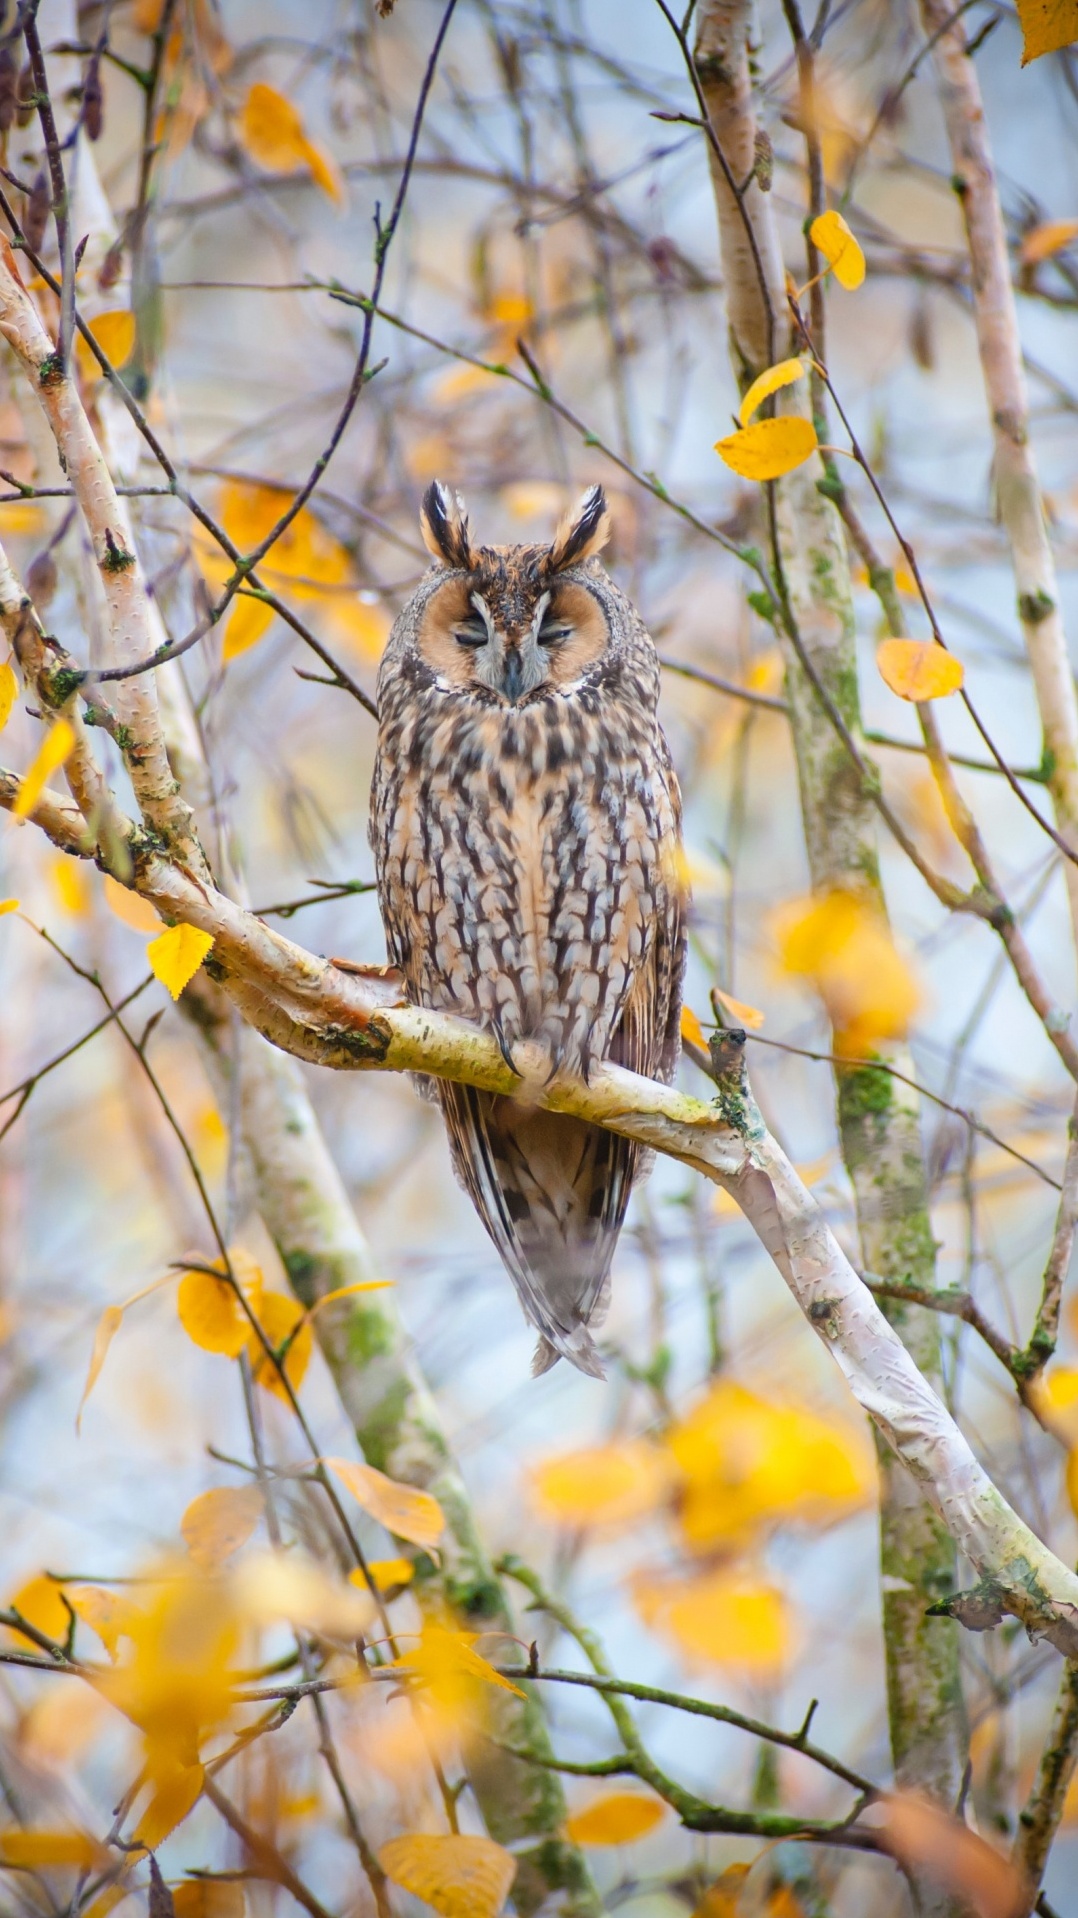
left=497, top=633, right=547, bottom=703
left=501, top=645, right=526, bottom=702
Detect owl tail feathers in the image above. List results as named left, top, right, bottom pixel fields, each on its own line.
left=531, top=1327, right=605, bottom=1379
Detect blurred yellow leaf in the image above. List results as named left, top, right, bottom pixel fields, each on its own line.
left=564, top=1792, right=666, bottom=1845
left=809, top=209, right=865, bottom=290
left=50, top=855, right=91, bottom=916
left=147, top=921, right=214, bottom=999
left=14, top=718, right=75, bottom=819
left=97, top=1568, right=239, bottom=1777
left=772, top=888, right=920, bottom=1050
left=222, top=594, right=275, bottom=663
left=350, top=1556, right=415, bottom=1595
left=75, top=310, right=136, bottom=384
left=5, top=1573, right=70, bottom=1646
left=327, top=1456, right=445, bottom=1550
left=17, top=1682, right=108, bottom=1770
left=715, top=417, right=818, bottom=482
left=0, top=898, right=17, bottom=916
left=712, top=987, right=765, bottom=1030
left=181, top=1485, right=263, bottom=1570
left=692, top=1865, right=752, bottom=1918
left=739, top=358, right=805, bottom=427
left=378, top=1834, right=517, bottom=1918
left=103, top=875, right=161, bottom=933
left=177, top=1266, right=252, bottom=1359
left=877, top=1793, right=1026, bottom=1918
left=877, top=638, right=964, bottom=702
left=173, top=1884, right=246, bottom=1918
left=308, top=1279, right=393, bottom=1316
left=0, top=659, right=17, bottom=729
left=67, top=1586, right=139, bottom=1662
left=132, top=1762, right=204, bottom=1848
left=330, top=596, right=392, bottom=659
left=681, top=1005, right=707, bottom=1049
left=231, top=1549, right=375, bottom=1637
left=386, top=1623, right=527, bottom=1703
left=1021, top=217, right=1078, bottom=264
left=634, top=1566, right=789, bottom=1673
left=0, top=1830, right=105, bottom=1868
left=248, top=1291, right=312, bottom=1401
left=529, top=1440, right=670, bottom=1530
left=81, top=1890, right=132, bottom=1918
left=502, top=481, right=566, bottom=521
left=76, top=1304, right=125, bottom=1430
left=240, top=83, right=343, bottom=203
left=0, top=501, right=47, bottom=535
left=1066, top=1445, right=1078, bottom=1519
left=1017, top=1, right=1078, bottom=64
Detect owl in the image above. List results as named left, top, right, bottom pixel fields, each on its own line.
left=370, top=481, right=686, bottom=1377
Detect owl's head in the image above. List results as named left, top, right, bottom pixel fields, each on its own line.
left=401, top=480, right=616, bottom=705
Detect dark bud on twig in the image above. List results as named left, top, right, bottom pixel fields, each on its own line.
left=73, top=233, right=88, bottom=272
left=99, top=236, right=123, bottom=290
left=82, top=58, right=103, bottom=142
left=25, top=549, right=57, bottom=609
left=376, top=0, right=395, bottom=13
left=0, top=47, right=16, bottom=134
left=24, top=169, right=49, bottom=254
left=15, top=60, right=35, bottom=130
left=753, top=129, right=773, bottom=193
left=147, top=1855, right=176, bottom=1918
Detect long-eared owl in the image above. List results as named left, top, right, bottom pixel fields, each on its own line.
left=370, top=482, right=686, bottom=1377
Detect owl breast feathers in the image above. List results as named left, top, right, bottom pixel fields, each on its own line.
left=370, top=481, right=686, bottom=1378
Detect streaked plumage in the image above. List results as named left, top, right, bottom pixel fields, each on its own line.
left=370, top=482, right=686, bottom=1376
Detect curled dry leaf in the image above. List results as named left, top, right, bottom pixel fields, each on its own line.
left=876, top=638, right=964, bottom=702
left=564, top=1791, right=666, bottom=1845
left=876, top=1794, right=1027, bottom=1918
left=326, top=1456, right=446, bottom=1551
left=809, top=208, right=866, bottom=289
left=738, top=356, right=805, bottom=427
left=147, top=922, right=215, bottom=999
left=529, top=1439, right=671, bottom=1529
left=181, top=1485, right=263, bottom=1570
left=715, top=416, right=818, bottom=482
left=76, top=1304, right=125, bottom=1430
left=14, top=718, right=75, bottom=820
left=378, top=1833, right=517, bottom=1918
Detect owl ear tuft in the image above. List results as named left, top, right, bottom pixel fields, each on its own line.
left=547, top=484, right=611, bottom=572
left=420, top=481, right=475, bottom=570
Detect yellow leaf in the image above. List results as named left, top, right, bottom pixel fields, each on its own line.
left=76, top=1304, right=125, bottom=1430
left=529, top=1440, right=670, bottom=1529
left=5, top=1573, right=70, bottom=1646
left=0, top=659, right=17, bottom=730
left=502, top=481, right=565, bottom=521
left=177, top=1267, right=251, bottom=1358
left=1066, top=1445, right=1078, bottom=1520
left=692, top=1866, right=753, bottom=1918
left=1039, top=1366, right=1078, bottom=1443
left=103, top=875, right=161, bottom=933
left=809, top=209, right=866, bottom=290
left=132, top=1762, right=204, bottom=1848
left=0, top=897, right=18, bottom=916
left=329, top=596, right=392, bottom=659
left=173, top=1883, right=246, bottom=1918
left=680, top=1005, right=707, bottom=1049
left=0, top=1830, right=105, bottom=1868
left=181, top=1485, right=263, bottom=1570
left=738, top=357, right=806, bottom=427
left=715, top=417, right=818, bottom=482
left=564, top=1792, right=666, bottom=1845
left=241, top=83, right=343, bottom=201
left=67, top=1586, right=139, bottom=1661
left=221, top=594, right=275, bottom=663
left=147, top=921, right=214, bottom=999
left=18, top=1683, right=108, bottom=1770
left=0, top=501, right=47, bottom=535
left=350, top=1556, right=415, bottom=1595
left=1017, top=0, right=1078, bottom=64
left=231, top=1549, right=375, bottom=1637
left=50, top=855, right=92, bottom=916
left=772, top=889, right=920, bottom=1050
left=1021, top=217, right=1078, bottom=265
left=877, top=1794, right=1026, bottom=1918
left=712, top=987, right=765, bottom=1030
left=248, top=1291, right=312, bottom=1401
left=75, top=310, right=136, bottom=384
left=300, top=135, right=345, bottom=206
left=634, top=1566, right=789, bottom=1673
left=327, top=1456, right=446, bottom=1551
left=876, top=638, right=964, bottom=702
left=14, top=718, right=75, bottom=819
left=307, top=1279, right=393, bottom=1317
left=386, top=1624, right=527, bottom=1703
left=97, top=1568, right=240, bottom=1776
left=378, top=1834, right=517, bottom=1918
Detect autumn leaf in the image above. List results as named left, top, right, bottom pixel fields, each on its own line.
left=330, top=596, right=392, bottom=659
left=0, top=500, right=45, bottom=535
left=712, top=986, right=765, bottom=1030
left=103, top=875, right=161, bottom=933
left=715, top=417, right=818, bottom=482
left=529, top=1440, right=671, bottom=1529
left=680, top=1005, right=707, bottom=1049
left=75, top=310, right=136, bottom=384
left=350, top=1556, right=415, bottom=1595
left=247, top=1291, right=312, bottom=1401
left=809, top=209, right=866, bottom=290
left=231, top=1549, right=375, bottom=1637
left=0, top=659, right=17, bottom=730
left=5, top=1573, right=71, bottom=1646
left=240, top=82, right=343, bottom=204
left=132, top=1762, right=205, bottom=1848
left=327, top=1456, right=446, bottom=1551
left=1020, top=217, right=1078, bottom=265
left=738, top=357, right=805, bottom=427
left=67, top=1586, right=139, bottom=1661
left=876, top=638, right=964, bottom=702
left=0, top=1830, right=106, bottom=1868
left=877, top=1794, right=1028, bottom=1918
left=378, top=1834, right=517, bottom=1918
left=14, top=718, right=75, bottom=819
left=385, top=1623, right=527, bottom=1703
left=76, top=1304, right=125, bottom=1430
left=692, top=1866, right=752, bottom=1918
left=633, top=1565, right=790, bottom=1673
left=173, top=1884, right=246, bottom=1918
left=181, top=1485, right=263, bottom=1570
left=1016, top=0, right=1078, bottom=64
left=221, top=594, right=275, bottom=663
left=565, top=1792, right=666, bottom=1845
left=0, top=898, right=19, bottom=916
left=177, top=1266, right=253, bottom=1358
left=97, top=1569, right=240, bottom=1778
left=50, top=856, right=92, bottom=916
left=147, top=922, right=214, bottom=998
left=772, top=888, right=921, bottom=1050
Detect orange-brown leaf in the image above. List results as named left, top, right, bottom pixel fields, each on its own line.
left=1016, top=1, right=1078, bottom=65
left=876, top=638, right=964, bottom=702
left=378, top=1834, right=516, bottom=1918
left=327, top=1456, right=445, bottom=1550
left=181, top=1485, right=263, bottom=1570
left=877, top=1794, right=1028, bottom=1918
left=76, top=1304, right=125, bottom=1430
left=564, top=1792, right=666, bottom=1845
